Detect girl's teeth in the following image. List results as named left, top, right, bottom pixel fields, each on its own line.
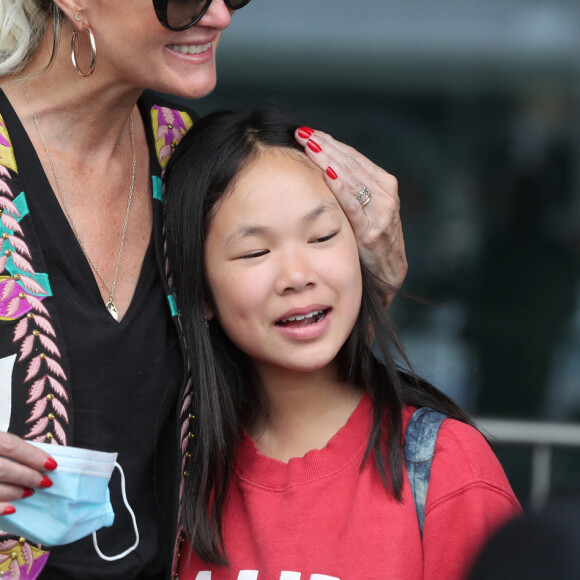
left=168, top=42, right=212, bottom=55
left=284, top=310, right=322, bottom=323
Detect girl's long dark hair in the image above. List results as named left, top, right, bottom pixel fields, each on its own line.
left=163, top=109, right=473, bottom=566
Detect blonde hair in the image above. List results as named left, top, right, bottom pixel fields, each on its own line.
left=0, top=0, right=62, bottom=76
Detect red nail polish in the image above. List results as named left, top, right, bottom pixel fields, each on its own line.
left=307, top=139, right=322, bottom=153
left=40, top=476, right=53, bottom=489
left=326, top=167, right=338, bottom=180
left=44, top=457, right=57, bottom=471
left=298, top=127, right=314, bottom=138
left=22, top=488, right=34, bottom=499
left=2, top=506, right=15, bottom=516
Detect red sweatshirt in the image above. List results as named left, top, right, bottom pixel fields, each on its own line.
left=179, top=394, right=521, bottom=580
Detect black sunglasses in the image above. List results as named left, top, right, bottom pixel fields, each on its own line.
left=153, top=0, right=252, bottom=31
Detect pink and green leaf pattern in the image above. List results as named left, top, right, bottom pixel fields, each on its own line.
left=0, top=122, right=70, bottom=575
left=0, top=534, right=49, bottom=579
left=0, top=156, right=68, bottom=446
left=153, top=110, right=195, bottom=576
left=151, top=106, right=194, bottom=171
left=0, top=119, right=12, bottom=150
left=163, top=225, right=193, bottom=578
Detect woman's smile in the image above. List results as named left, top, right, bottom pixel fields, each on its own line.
left=166, top=42, right=213, bottom=55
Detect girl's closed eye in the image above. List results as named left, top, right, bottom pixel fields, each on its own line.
left=311, top=231, right=338, bottom=244
left=238, top=249, right=269, bottom=260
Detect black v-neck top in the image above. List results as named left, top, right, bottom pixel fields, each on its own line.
left=0, top=90, right=188, bottom=579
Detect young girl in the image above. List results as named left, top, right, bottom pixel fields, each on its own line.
left=163, top=110, right=521, bottom=580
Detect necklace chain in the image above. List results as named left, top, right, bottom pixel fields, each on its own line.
left=21, top=77, right=136, bottom=321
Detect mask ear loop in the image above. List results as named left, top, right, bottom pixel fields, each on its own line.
left=92, top=462, right=140, bottom=561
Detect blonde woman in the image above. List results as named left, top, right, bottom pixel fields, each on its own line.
left=0, top=1, right=406, bottom=577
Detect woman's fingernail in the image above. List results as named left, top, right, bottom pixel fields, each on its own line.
left=307, top=139, right=322, bottom=153
left=298, top=127, right=314, bottom=139
left=2, top=506, right=15, bottom=516
left=40, top=476, right=53, bottom=488
left=326, top=167, right=338, bottom=180
left=44, top=457, right=58, bottom=471
left=22, top=488, right=34, bottom=499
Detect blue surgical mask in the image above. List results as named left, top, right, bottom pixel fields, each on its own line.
left=0, top=442, right=139, bottom=561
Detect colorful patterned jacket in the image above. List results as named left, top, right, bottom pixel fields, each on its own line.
left=0, top=90, right=195, bottom=579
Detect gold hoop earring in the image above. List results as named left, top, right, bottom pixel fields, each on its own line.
left=70, top=24, right=97, bottom=77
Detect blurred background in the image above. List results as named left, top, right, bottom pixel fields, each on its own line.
left=183, top=0, right=580, bottom=507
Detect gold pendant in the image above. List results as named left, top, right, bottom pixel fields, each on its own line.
left=106, top=301, right=119, bottom=321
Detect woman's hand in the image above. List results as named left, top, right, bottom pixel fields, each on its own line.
left=295, top=127, right=407, bottom=308
left=0, top=431, right=57, bottom=515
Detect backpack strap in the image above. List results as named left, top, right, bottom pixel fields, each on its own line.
left=404, top=407, right=447, bottom=537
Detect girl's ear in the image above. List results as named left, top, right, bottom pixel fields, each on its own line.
left=204, top=302, right=215, bottom=321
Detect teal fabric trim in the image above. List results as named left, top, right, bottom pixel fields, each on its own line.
left=5, top=266, right=52, bottom=297
left=0, top=192, right=29, bottom=236
left=0, top=192, right=52, bottom=296
left=167, top=294, right=180, bottom=317
left=152, top=176, right=164, bottom=202
left=14, top=192, right=30, bottom=221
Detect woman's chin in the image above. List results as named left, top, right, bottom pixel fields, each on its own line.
left=176, top=76, right=217, bottom=100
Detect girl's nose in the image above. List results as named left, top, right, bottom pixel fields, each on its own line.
left=275, top=252, right=317, bottom=295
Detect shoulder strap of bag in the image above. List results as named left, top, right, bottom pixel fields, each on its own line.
left=403, top=407, right=447, bottom=537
